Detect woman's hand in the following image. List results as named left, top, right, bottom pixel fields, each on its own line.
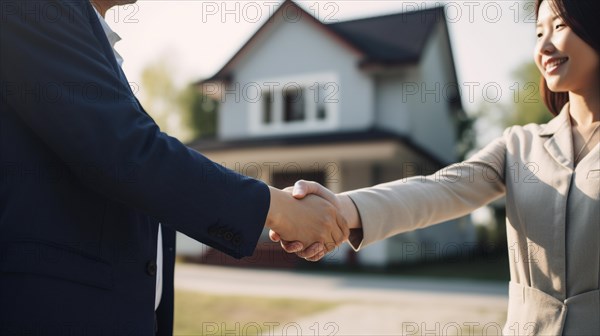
left=270, top=180, right=361, bottom=261
left=266, top=186, right=349, bottom=258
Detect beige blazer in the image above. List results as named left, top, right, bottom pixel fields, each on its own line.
left=346, top=103, right=599, bottom=335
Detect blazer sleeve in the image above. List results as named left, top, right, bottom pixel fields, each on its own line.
left=345, top=130, right=509, bottom=250
left=0, top=0, right=269, bottom=258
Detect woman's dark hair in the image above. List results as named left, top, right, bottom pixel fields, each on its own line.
left=535, top=0, right=600, bottom=116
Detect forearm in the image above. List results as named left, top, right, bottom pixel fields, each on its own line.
left=343, top=133, right=510, bottom=251
left=344, top=161, right=506, bottom=250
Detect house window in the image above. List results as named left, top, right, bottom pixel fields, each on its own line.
left=283, top=87, right=305, bottom=122
left=316, top=83, right=327, bottom=120
left=263, top=91, right=273, bottom=124
left=250, top=73, right=338, bottom=135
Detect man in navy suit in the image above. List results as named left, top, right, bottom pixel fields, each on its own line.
left=0, top=0, right=349, bottom=334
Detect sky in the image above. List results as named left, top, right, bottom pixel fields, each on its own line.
left=107, top=0, right=539, bottom=117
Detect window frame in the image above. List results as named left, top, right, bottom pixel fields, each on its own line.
left=249, top=72, right=339, bottom=135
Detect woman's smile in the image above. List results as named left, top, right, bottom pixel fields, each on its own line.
left=543, top=56, right=569, bottom=74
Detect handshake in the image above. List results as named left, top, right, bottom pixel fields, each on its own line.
left=265, top=180, right=362, bottom=262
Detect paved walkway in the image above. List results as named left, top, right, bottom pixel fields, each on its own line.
left=175, top=263, right=508, bottom=335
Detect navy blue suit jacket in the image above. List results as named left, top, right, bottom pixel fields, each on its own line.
left=0, top=0, right=270, bottom=334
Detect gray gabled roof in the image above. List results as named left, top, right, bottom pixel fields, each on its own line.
left=327, top=7, right=445, bottom=66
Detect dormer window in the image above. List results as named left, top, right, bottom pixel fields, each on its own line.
left=262, top=91, right=273, bottom=124
left=250, top=73, right=339, bottom=135
left=315, top=83, right=328, bottom=120
left=283, top=86, right=305, bottom=122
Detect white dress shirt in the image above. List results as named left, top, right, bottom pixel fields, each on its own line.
left=93, top=8, right=163, bottom=311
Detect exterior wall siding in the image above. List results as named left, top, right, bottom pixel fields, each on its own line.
left=410, top=22, right=458, bottom=163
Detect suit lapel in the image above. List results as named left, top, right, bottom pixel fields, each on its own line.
left=84, top=2, right=124, bottom=81
left=540, top=103, right=574, bottom=170
left=83, top=1, right=153, bottom=120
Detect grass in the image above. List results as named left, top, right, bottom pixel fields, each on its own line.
left=173, top=290, right=338, bottom=336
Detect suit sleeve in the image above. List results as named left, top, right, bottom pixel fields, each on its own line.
left=0, top=0, right=269, bottom=258
left=345, top=130, right=510, bottom=250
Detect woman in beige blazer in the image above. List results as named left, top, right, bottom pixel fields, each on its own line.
left=272, top=0, right=599, bottom=334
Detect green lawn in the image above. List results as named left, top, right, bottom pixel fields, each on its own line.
left=173, top=290, right=338, bottom=336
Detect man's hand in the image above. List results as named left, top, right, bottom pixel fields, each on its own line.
left=265, top=186, right=349, bottom=259
left=270, top=180, right=361, bottom=261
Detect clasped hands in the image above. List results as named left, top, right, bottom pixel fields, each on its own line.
left=266, top=181, right=360, bottom=261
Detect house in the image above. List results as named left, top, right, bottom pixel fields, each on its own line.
left=179, top=0, right=477, bottom=268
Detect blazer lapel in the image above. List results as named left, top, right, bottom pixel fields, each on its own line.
left=539, top=103, right=574, bottom=170
left=581, top=142, right=600, bottom=169
left=84, top=2, right=124, bottom=81
left=83, top=2, right=153, bottom=120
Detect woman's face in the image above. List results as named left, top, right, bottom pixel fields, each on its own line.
left=534, top=1, right=599, bottom=94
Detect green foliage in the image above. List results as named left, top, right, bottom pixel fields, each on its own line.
left=455, top=112, right=478, bottom=160
left=139, top=58, right=217, bottom=142
left=182, top=86, right=218, bottom=140
left=474, top=61, right=554, bottom=136
left=502, top=62, right=553, bottom=127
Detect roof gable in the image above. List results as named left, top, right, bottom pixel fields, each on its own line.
left=198, top=1, right=447, bottom=84
left=200, top=0, right=364, bottom=83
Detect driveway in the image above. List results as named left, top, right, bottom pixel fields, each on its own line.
left=175, top=263, right=508, bottom=335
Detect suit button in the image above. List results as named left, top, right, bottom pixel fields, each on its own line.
left=224, top=232, right=233, bottom=241
left=146, top=261, right=157, bottom=276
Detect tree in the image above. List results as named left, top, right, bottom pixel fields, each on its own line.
left=139, top=57, right=217, bottom=142
left=455, top=111, right=478, bottom=161
left=502, top=61, right=553, bottom=127
left=180, top=85, right=218, bottom=140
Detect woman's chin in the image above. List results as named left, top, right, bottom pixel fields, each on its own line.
left=544, top=79, right=569, bottom=93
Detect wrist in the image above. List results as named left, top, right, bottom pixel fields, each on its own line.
left=266, top=186, right=284, bottom=231
left=338, top=194, right=362, bottom=229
